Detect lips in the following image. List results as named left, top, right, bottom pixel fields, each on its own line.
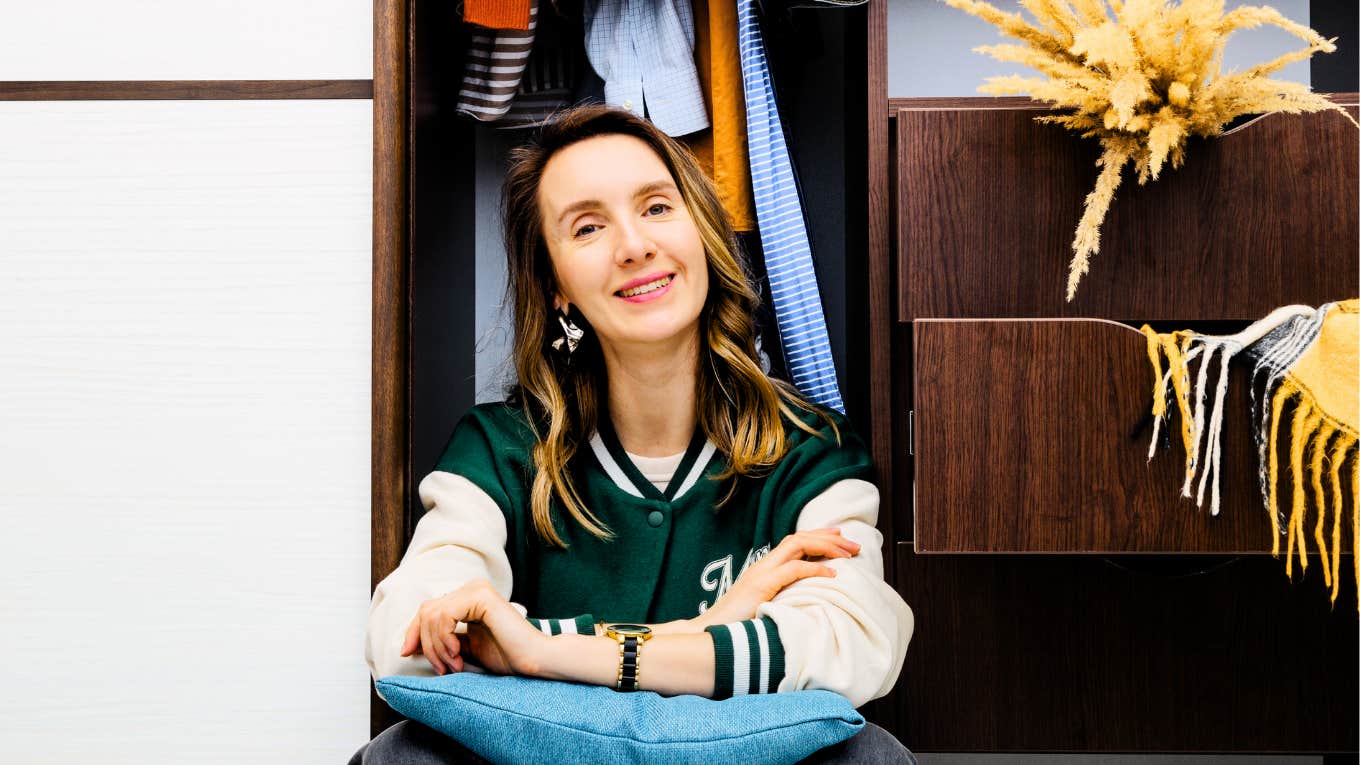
left=614, top=273, right=675, bottom=298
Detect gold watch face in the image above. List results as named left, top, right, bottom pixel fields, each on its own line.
left=605, top=623, right=652, bottom=638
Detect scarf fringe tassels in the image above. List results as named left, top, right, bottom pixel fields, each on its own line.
left=1140, top=302, right=1360, bottom=611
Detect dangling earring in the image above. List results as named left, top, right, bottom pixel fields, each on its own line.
left=548, top=305, right=585, bottom=359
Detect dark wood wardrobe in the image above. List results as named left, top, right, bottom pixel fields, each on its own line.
left=372, top=0, right=1360, bottom=754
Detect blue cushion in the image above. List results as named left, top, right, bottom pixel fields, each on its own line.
left=376, top=673, right=863, bottom=765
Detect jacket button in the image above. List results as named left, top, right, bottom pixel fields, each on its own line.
left=647, top=510, right=664, bottom=527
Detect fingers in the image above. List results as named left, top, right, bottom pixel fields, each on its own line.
left=453, top=634, right=471, bottom=673
left=432, top=613, right=465, bottom=675
left=419, top=612, right=444, bottom=674
left=799, top=535, right=860, bottom=560
left=417, top=600, right=463, bottom=675
left=402, top=581, right=506, bottom=675
left=401, top=616, right=420, bottom=657
left=766, top=529, right=861, bottom=566
left=440, top=624, right=464, bottom=674
left=804, top=527, right=860, bottom=553
left=774, top=559, right=839, bottom=590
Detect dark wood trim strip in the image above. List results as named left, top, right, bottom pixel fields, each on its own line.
left=0, top=80, right=373, bottom=100
left=890, top=92, right=1359, bottom=116
left=371, top=0, right=409, bottom=739
left=867, top=1, right=897, bottom=562
left=890, top=95, right=1040, bottom=113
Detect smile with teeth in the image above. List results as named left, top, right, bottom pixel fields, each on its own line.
left=616, top=274, right=674, bottom=298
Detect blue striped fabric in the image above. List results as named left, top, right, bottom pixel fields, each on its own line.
left=736, top=0, right=844, bottom=412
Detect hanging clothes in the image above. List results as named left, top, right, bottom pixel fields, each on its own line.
left=582, top=0, right=709, bottom=137
left=457, top=0, right=586, bottom=128
left=1141, top=299, right=1359, bottom=610
left=499, top=2, right=587, bottom=128
left=736, top=0, right=843, bottom=412
left=464, top=0, right=533, bottom=30
left=457, top=1, right=540, bottom=122
left=683, top=0, right=757, bottom=232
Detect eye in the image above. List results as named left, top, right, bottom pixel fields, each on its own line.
left=573, top=223, right=600, bottom=238
left=645, top=202, right=672, bottom=216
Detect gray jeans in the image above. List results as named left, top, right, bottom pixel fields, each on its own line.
left=348, top=719, right=918, bottom=765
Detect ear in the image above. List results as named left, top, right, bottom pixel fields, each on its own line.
left=552, top=295, right=569, bottom=314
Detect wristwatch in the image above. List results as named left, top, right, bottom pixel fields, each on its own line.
left=603, top=623, right=653, bottom=691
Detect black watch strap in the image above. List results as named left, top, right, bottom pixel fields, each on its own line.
left=617, top=635, right=641, bottom=691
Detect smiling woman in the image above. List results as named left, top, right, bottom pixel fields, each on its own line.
left=497, top=105, right=845, bottom=548
left=539, top=133, right=709, bottom=355
left=356, top=104, right=915, bottom=764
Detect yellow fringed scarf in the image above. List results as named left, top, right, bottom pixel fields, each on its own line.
left=1141, top=299, right=1359, bottom=610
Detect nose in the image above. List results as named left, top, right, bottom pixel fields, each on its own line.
left=613, top=218, right=656, bottom=267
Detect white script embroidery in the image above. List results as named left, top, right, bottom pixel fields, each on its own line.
left=697, top=544, right=771, bottom=614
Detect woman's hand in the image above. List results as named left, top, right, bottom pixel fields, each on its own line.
left=399, top=579, right=546, bottom=677
left=695, top=528, right=860, bottom=628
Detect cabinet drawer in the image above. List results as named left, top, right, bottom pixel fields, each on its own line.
left=910, top=318, right=1289, bottom=553
left=894, top=102, right=1359, bottom=320
left=888, top=543, right=1359, bottom=751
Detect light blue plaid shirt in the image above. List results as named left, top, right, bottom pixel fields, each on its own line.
left=583, top=0, right=710, bottom=137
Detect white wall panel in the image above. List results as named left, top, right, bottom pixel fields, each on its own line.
left=0, top=1, right=370, bottom=80
left=0, top=100, right=372, bottom=764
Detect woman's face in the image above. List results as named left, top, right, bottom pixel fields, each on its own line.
left=536, top=133, right=709, bottom=357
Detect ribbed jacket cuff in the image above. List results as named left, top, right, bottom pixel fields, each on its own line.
left=704, top=616, right=785, bottom=699
left=525, top=614, right=595, bottom=636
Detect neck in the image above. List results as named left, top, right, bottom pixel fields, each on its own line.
left=600, top=329, right=700, bottom=458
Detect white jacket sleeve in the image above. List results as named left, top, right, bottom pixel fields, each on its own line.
left=364, top=471, right=525, bottom=686
left=755, top=478, right=914, bottom=707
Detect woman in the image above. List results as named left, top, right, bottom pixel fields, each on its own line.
left=352, top=105, right=915, bottom=763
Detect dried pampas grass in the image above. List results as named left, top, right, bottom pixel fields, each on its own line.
left=944, top=0, right=1359, bottom=300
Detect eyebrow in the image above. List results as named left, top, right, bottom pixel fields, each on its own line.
left=555, top=181, right=680, bottom=226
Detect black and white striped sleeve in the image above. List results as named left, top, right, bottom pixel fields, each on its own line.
left=524, top=614, right=596, bottom=636
left=704, top=616, right=786, bottom=698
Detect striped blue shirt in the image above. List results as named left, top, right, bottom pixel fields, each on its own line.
left=737, top=0, right=845, bottom=412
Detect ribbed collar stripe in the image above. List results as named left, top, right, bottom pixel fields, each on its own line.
left=587, top=434, right=644, bottom=498
left=591, top=418, right=716, bottom=503
left=670, top=440, right=718, bottom=500
left=662, top=429, right=711, bottom=501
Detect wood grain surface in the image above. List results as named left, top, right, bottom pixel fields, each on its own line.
left=889, top=542, right=1359, bottom=752
left=867, top=0, right=898, bottom=574
left=910, top=318, right=1355, bottom=553
left=370, top=0, right=410, bottom=739
left=896, top=101, right=1360, bottom=320
left=888, top=93, right=1359, bottom=117
left=0, top=80, right=373, bottom=100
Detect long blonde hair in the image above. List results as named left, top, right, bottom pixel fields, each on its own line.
left=501, top=104, right=836, bottom=547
